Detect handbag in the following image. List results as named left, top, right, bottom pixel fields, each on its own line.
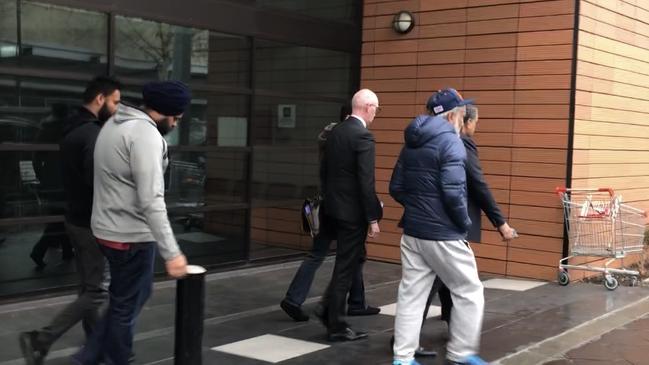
left=301, top=193, right=324, bottom=237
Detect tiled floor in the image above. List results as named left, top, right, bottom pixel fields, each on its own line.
left=210, top=276, right=548, bottom=364
left=212, top=334, right=330, bottom=363
left=0, top=259, right=648, bottom=365
left=482, top=278, right=547, bottom=291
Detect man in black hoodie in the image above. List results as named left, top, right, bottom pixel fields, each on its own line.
left=19, top=76, right=122, bottom=365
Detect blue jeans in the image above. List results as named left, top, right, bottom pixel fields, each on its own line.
left=74, top=243, right=156, bottom=365
left=284, top=230, right=366, bottom=310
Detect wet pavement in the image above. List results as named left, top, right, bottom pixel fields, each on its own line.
left=0, top=259, right=648, bottom=365
left=543, top=315, right=649, bottom=365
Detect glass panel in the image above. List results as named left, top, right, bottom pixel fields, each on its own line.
left=15, top=2, right=107, bottom=73
left=166, top=149, right=248, bottom=207
left=115, top=16, right=214, bottom=85
left=207, top=32, right=250, bottom=88
left=0, top=150, right=66, bottom=219
left=250, top=97, right=344, bottom=257
left=171, top=208, right=248, bottom=267
left=117, top=88, right=250, bottom=147
left=0, top=0, right=17, bottom=60
left=0, top=223, right=77, bottom=297
left=116, top=17, right=250, bottom=85
left=0, top=76, right=88, bottom=219
left=255, top=40, right=351, bottom=98
left=177, top=91, right=249, bottom=147
left=256, top=0, right=358, bottom=23
left=252, top=96, right=343, bottom=147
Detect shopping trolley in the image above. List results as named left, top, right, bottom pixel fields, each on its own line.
left=556, top=187, right=646, bottom=290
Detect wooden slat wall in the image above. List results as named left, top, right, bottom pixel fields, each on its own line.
left=573, top=0, right=649, bottom=203
left=569, top=0, right=649, bottom=279
left=362, top=0, right=577, bottom=280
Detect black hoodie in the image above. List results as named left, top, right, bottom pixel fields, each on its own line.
left=60, top=106, right=103, bottom=228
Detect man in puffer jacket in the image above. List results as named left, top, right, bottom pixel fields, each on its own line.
left=390, top=88, right=488, bottom=365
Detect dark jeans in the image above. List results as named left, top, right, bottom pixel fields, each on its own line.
left=34, top=223, right=109, bottom=352
left=284, top=230, right=366, bottom=310
left=75, top=243, right=156, bottom=365
left=320, top=218, right=368, bottom=333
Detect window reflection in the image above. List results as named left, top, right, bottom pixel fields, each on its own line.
left=250, top=97, right=343, bottom=256
left=255, top=40, right=351, bottom=98
left=115, top=16, right=208, bottom=83
left=17, top=2, right=107, bottom=73
left=256, top=0, right=357, bottom=23
left=0, top=1, right=358, bottom=293
left=0, top=0, right=17, bottom=59
left=0, top=76, right=85, bottom=219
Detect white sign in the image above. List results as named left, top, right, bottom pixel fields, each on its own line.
left=217, top=117, right=247, bottom=146
left=277, top=104, right=296, bottom=128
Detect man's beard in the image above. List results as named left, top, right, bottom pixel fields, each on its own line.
left=97, top=103, right=113, bottom=123
left=156, top=119, right=173, bottom=136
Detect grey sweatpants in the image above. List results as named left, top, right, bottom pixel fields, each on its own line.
left=393, top=234, right=484, bottom=363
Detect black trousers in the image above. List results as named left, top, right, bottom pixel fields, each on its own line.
left=31, top=222, right=74, bottom=259
left=321, top=217, right=368, bottom=333
left=35, top=222, right=109, bottom=352
left=423, top=277, right=453, bottom=322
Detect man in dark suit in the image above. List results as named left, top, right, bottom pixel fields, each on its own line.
left=316, top=89, right=383, bottom=342
left=280, top=103, right=380, bottom=322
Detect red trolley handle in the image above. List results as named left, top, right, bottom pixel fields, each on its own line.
left=555, top=187, right=614, bottom=196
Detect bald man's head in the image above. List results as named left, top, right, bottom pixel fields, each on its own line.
left=351, top=89, right=379, bottom=125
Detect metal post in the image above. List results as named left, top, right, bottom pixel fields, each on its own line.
left=174, top=265, right=206, bottom=365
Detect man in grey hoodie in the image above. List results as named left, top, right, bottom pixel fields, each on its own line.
left=74, top=81, right=190, bottom=365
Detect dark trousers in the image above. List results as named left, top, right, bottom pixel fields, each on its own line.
left=31, top=222, right=73, bottom=260
left=321, top=218, right=368, bottom=333
left=34, top=223, right=109, bottom=352
left=75, top=243, right=155, bottom=365
left=284, top=230, right=366, bottom=309
left=423, top=277, right=453, bottom=322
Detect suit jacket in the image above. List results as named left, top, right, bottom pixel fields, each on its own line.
left=462, top=135, right=506, bottom=242
left=321, top=116, right=383, bottom=224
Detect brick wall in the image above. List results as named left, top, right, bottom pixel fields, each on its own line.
left=362, top=0, right=579, bottom=280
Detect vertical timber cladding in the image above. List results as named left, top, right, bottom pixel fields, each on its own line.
left=570, top=0, right=649, bottom=280
left=361, top=0, right=577, bottom=280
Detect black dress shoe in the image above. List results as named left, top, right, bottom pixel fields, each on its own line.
left=280, top=299, right=309, bottom=322
left=30, top=253, right=46, bottom=270
left=19, top=331, right=46, bottom=365
left=327, top=327, right=368, bottom=342
left=313, top=305, right=329, bottom=327
left=415, top=347, right=438, bottom=357
left=347, top=305, right=381, bottom=316
left=389, top=336, right=438, bottom=357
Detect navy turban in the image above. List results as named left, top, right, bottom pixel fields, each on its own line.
left=142, top=80, right=191, bottom=116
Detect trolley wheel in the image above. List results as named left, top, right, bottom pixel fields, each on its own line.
left=604, top=276, right=619, bottom=291
left=558, top=271, right=570, bottom=286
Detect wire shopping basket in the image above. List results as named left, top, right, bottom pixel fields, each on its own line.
left=556, top=187, right=646, bottom=290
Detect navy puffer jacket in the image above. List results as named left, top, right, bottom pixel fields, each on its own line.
left=389, top=114, right=471, bottom=241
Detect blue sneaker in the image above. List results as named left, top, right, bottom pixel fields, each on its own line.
left=393, top=360, right=421, bottom=365
left=445, top=355, right=489, bottom=365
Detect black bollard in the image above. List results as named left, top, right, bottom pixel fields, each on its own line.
left=174, top=265, right=206, bottom=365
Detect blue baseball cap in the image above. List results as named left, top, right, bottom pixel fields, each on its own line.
left=426, top=88, right=474, bottom=115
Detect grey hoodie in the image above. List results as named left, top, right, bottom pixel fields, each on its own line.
left=91, top=103, right=181, bottom=261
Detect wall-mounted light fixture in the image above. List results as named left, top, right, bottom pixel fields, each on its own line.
left=392, top=11, right=415, bottom=34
